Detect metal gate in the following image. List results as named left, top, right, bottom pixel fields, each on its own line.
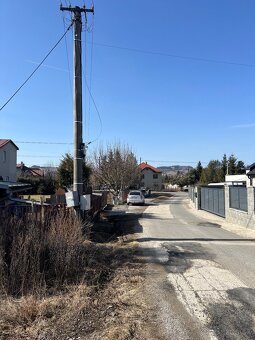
left=200, top=187, right=225, bottom=217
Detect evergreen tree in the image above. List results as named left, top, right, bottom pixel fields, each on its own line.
left=221, top=154, right=228, bottom=181
left=228, top=154, right=237, bottom=175
left=200, top=160, right=222, bottom=184
left=57, top=153, right=91, bottom=189
left=195, top=161, right=203, bottom=182
left=236, top=160, right=245, bottom=174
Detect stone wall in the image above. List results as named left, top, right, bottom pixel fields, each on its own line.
left=225, top=186, right=255, bottom=229
left=190, top=185, right=255, bottom=229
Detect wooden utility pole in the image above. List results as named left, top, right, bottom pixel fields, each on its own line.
left=60, top=4, right=94, bottom=210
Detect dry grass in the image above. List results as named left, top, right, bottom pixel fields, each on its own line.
left=0, top=211, right=86, bottom=296
left=0, top=241, right=149, bottom=339
left=0, top=211, right=151, bottom=339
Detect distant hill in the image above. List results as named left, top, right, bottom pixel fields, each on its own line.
left=158, top=165, right=193, bottom=175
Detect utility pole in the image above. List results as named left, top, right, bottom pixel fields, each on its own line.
left=60, top=4, right=94, bottom=212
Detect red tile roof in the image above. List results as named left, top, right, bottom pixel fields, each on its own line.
left=17, top=163, right=44, bottom=177
left=0, top=139, right=19, bottom=150
left=139, top=162, right=162, bottom=173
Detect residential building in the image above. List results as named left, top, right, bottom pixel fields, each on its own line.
left=246, top=162, right=255, bottom=187
left=17, top=162, right=58, bottom=179
left=0, top=139, right=19, bottom=182
left=224, top=163, right=255, bottom=187
left=139, top=162, right=162, bottom=190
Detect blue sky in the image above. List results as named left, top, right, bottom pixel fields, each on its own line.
left=1, top=0, right=255, bottom=168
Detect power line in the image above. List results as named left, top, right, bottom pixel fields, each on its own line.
left=0, top=21, right=73, bottom=112
left=93, top=42, right=255, bottom=68
left=84, top=77, right=103, bottom=144
left=15, top=141, right=73, bottom=145
left=144, top=160, right=208, bottom=165
left=87, top=13, right=95, bottom=142
left=83, top=13, right=100, bottom=145
left=19, top=155, right=62, bottom=158
left=80, top=27, right=103, bottom=145
left=61, top=8, right=73, bottom=100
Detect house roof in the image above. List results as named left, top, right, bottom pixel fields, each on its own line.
left=0, top=139, right=19, bottom=150
left=247, top=169, right=255, bottom=177
left=17, top=163, right=44, bottom=177
left=139, top=162, right=162, bottom=173
left=0, top=181, right=31, bottom=193
left=248, top=162, right=255, bottom=171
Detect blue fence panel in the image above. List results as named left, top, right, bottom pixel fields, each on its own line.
left=229, top=186, right=247, bottom=212
left=200, top=187, right=225, bottom=217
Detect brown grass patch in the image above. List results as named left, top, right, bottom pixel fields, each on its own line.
left=0, top=210, right=151, bottom=339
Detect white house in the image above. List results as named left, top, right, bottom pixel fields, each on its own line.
left=139, top=162, right=162, bottom=190
left=246, top=163, right=255, bottom=187
left=0, top=139, right=19, bottom=182
left=223, top=163, right=255, bottom=188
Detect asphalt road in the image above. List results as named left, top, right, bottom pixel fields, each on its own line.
left=132, top=192, right=255, bottom=340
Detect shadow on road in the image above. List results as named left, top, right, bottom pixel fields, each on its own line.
left=208, top=287, right=255, bottom=340
left=92, top=207, right=144, bottom=242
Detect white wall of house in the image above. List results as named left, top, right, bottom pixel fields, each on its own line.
left=225, top=174, right=255, bottom=187
left=141, top=168, right=162, bottom=190
left=0, top=142, right=17, bottom=182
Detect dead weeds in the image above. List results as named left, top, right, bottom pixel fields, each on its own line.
left=0, top=240, right=151, bottom=340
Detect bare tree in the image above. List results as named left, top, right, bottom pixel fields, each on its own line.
left=92, top=144, right=140, bottom=194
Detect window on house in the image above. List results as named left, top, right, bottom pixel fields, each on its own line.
left=153, top=174, right=158, bottom=179
left=3, top=151, right=6, bottom=163
left=141, top=174, right=144, bottom=179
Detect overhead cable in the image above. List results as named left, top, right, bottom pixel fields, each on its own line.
left=0, top=21, right=73, bottom=112
left=93, top=42, right=255, bottom=68
left=145, top=160, right=207, bottom=164
left=84, top=77, right=103, bottom=145
left=15, top=141, right=73, bottom=145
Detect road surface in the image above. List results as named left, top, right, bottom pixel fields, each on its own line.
left=131, top=192, right=255, bottom=340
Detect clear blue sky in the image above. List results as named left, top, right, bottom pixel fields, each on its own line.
left=1, top=0, right=255, bottom=168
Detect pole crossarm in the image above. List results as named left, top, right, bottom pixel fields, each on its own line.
left=60, top=5, right=94, bottom=14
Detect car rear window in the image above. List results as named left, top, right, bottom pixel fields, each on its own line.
left=129, top=191, right=141, bottom=196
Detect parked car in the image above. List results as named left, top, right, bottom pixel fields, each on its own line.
left=140, top=187, right=151, bottom=198
left=127, top=190, right=145, bottom=205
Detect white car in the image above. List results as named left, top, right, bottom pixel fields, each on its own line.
left=127, top=190, right=145, bottom=205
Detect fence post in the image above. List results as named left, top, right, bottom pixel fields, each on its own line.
left=247, top=187, right=255, bottom=228
left=195, top=186, right=201, bottom=210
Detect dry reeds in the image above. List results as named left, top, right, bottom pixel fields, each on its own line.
left=0, top=210, right=87, bottom=296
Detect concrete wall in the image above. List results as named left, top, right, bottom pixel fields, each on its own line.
left=141, top=168, right=162, bottom=190
left=0, top=143, right=17, bottom=182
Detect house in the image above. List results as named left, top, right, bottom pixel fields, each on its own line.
left=17, top=162, right=45, bottom=178
left=17, top=162, right=58, bottom=179
left=246, top=162, right=255, bottom=187
left=0, top=139, right=19, bottom=182
left=139, top=162, right=162, bottom=190
left=224, top=163, right=255, bottom=187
